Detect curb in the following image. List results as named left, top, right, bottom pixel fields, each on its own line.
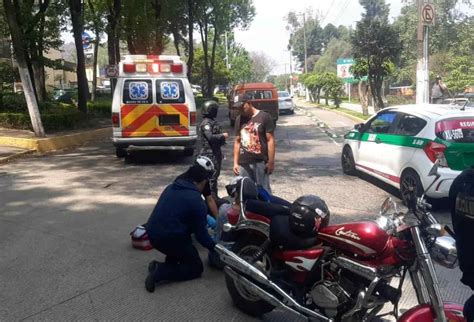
left=0, top=149, right=36, bottom=165
left=0, top=127, right=112, bottom=154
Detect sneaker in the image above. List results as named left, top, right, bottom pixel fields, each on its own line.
left=145, top=261, right=159, bottom=293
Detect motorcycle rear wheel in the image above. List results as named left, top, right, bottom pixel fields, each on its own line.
left=225, top=234, right=274, bottom=317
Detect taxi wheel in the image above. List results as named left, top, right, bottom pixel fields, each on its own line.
left=341, top=146, right=356, bottom=175
left=400, top=169, right=423, bottom=205
left=115, top=148, right=127, bottom=158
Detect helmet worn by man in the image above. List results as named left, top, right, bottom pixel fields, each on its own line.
left=202, top=100, right=219, bottom=119
left=195, top=155, right=215, bottom=177
left=289, top=195, right=330, bottom=238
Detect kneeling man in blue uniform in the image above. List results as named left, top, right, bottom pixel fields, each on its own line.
left=145, top=156, right=217, bottom=292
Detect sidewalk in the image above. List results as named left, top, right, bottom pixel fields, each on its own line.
left=294, top=98, right=361, bottom=138
left=0, top=126, right=111, bottom=165
left=341, top=101, right=376, bottom=115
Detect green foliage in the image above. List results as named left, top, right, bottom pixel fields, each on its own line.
left=87, top=100, right=112, bottom=116
left=190, top=47, right=230, bottom=91
left=0, top=62, right=16, bottom=93
left=229, top=47, right=252, bottom=84
left=351, top=0, right=401, bottom=110
left=444, top=55, right=474, bottom=94
left=322, top=72, right=344, bottom=107
left=386, top=95, right=415, bottom=106
left=313, top=38, right=352, bottom=74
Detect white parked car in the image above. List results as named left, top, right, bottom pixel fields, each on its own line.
left=341, top=104, right=474, bottom=202
left=277, top=90, right=295, bottom=115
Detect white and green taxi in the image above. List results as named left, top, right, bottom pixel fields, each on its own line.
left=342, top=104, right=474, bottom=202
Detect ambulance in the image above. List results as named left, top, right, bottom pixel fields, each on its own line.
left=111, top=55, right=197, bottom=158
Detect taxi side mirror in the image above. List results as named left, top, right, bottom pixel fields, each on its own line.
left=354, top=123, right=364, bottom=132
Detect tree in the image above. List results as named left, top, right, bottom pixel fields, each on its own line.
left=68, top=0, right=89, bottom=113
left=249, top=51, right=273, bottom=82
left=3, top=0, right=45, bottom=136
left=190, top=47, right=229, bottom=90
left=444, top=55, right=474, bottom=94
left=303, top=73, right=324, bottom=103
left=0, top=62, right=16, bottom=110
left=85, top=0, right=107, bottom=102
left=351, top=0, right=401, bottom=111
left=106, top=0, right=121, bottom=74
left=351, top=60, right=370, bottom=115
left=195, top=0, right=255, bottom=97
left=321, top=72, right=344, bottom=107
left=313, top=38, right=351, bottom=74
left=229, top=45, right=252, bottom=84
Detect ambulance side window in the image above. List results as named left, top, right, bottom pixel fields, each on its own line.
left=122, top=79, right=153, bottom=104
left=156, top=79, right=185, bottom=104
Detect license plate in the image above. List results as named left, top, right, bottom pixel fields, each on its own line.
left=158, top=114, right=179, bottom=126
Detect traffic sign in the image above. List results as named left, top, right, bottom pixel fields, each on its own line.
left=82, top=32, right=92, bottom=50
left=421, top=3, right=435, bottom=26
left=106, top=65, right=118, bottom=78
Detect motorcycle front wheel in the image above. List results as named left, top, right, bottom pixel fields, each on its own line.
left=225, top=234, right=274, bottom=317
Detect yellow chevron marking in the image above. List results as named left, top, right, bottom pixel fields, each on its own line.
left=122, top=104, right=152, bottom=128
left=159, top=104, right=189, bottom=125
left=129, top=116, right=156, bottom=137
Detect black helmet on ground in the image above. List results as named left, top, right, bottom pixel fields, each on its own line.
left=289, top=195, right=330, bottom=238
left=202, top=100, right=219, bottom=119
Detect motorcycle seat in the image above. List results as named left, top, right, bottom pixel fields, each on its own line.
left=270, top=215, right=318, bottom=250
left=245, top=199, right=291, bottom=218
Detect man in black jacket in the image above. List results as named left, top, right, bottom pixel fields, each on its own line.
left=145, top=157, right=216, bottom=292
left=449, top=166, right=474, bottom=321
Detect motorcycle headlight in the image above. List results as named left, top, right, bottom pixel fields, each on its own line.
left=430, top=236, right=458, bottom=269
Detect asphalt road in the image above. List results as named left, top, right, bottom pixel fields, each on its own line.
left=0, top=104, right=470, bottom=321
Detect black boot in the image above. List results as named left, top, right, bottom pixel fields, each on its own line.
left=145, top=261, right=159, bottom=293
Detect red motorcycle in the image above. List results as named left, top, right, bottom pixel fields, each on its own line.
left=216, top=163, right=465, bottom=321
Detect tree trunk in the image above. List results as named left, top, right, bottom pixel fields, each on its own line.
left=208, top=30, right=219, bottom=99
left=317, top=88, right=321, bottom=104
left=91, top=33, right=99, bottom=102
left=172, top=29, right=181, bottom=56
left=375, top=77, right=384, bottom=110
left=69, top=0, right=89, bottom=113
left=358, top=80, right=369, bottom=116
left=107, top=0, right=121, bottom=93
left=186, top=0, right=194, bottom=79
left=199, top=21, right=212, bottom=97
left=4, top=0, right=45, bottom=136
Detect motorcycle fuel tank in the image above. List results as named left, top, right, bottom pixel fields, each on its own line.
left=318, top=222, right=390, bottom=258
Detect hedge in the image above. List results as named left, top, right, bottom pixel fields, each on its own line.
left=0, top=110, right=89, bottom=131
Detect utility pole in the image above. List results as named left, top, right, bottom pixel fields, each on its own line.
left=416, top=0, right=433, bottom=104
left=302, top=12, right=309, bottom=101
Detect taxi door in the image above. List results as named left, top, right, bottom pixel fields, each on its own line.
left=355, top=111, right=399, bottom=183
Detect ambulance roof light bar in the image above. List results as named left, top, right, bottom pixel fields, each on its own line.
left=121, top=55, right=185, bottom=75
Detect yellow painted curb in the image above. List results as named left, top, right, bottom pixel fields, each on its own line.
left=0, top=127, right=112, bottom=153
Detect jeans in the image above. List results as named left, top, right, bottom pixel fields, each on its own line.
left=152, top=237, right=203, bottom=282
left=239, top=162, right=271, bottom=193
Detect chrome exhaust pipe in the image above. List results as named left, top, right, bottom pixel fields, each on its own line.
left=224, top=267, right=306, bottom=319
left=216, top=244, right=333, bottom=321
left=215, top=243, right=269, bottom=284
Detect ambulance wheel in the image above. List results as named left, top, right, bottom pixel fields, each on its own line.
left=184, top=148, right=194, bottom=157
left=115, top=148, right=127, bottom=158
